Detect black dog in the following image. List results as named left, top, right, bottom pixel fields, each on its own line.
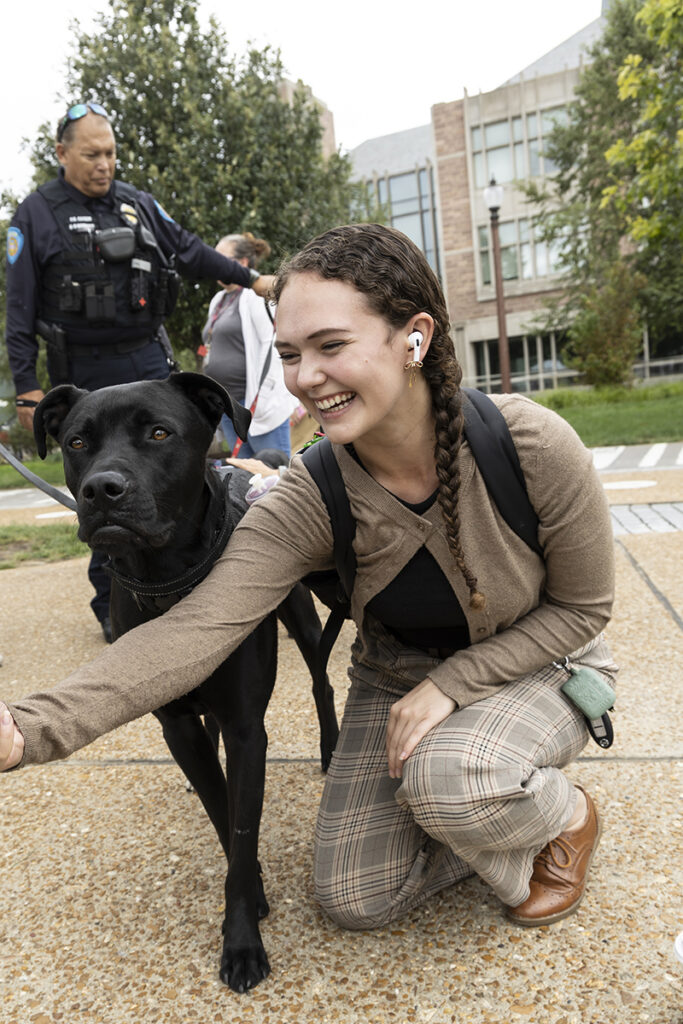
left=34, top=372, right=339, bottom=993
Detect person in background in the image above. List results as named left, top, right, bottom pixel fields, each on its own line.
left=5, top=101, right=274, bottom=642
left=201, top=232, right=298, bottom=457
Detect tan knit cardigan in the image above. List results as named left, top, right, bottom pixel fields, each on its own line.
left=9, top=394, right=615, bottom=765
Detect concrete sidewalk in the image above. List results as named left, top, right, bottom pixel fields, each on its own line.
left=0, top=474, right=681, bottom=1024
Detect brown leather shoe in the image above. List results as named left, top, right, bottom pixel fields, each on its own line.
left=505, top=786, right=602, bottom=927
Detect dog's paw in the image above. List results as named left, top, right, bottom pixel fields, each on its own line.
left=219, top=941, right=271, bottom=993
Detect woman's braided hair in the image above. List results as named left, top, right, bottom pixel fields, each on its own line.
left=274, top=223, right=485, bottom=609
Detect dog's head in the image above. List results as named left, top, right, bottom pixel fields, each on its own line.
left=34, top=372, right=250, bottom=459
left=33, top=372, right=251, bottom=554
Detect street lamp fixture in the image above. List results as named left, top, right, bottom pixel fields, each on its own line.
left=483, top=177, right=511, bottom=393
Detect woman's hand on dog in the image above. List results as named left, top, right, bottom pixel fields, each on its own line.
left=0, top=703, right=24, bottom=770
left=385, top=680, right=455, bottom=779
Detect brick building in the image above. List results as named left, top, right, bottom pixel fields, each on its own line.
left=350, top=5, right=683, bottom=391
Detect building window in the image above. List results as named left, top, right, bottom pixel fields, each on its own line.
left=361, top=165, right=440, bottom=275
left=478, top=217, right=562, bottom=284
left=471, top=107, right=566, bottom=186
left=472, top=333, right=574, bottom=392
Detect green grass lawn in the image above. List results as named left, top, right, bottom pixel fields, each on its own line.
left=0, top=454, right=67, bottom=491
left=532, top=381, right=683, bottom=447
left=0, top=522, right=86, bottom=569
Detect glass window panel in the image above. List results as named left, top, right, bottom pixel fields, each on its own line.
left=549, top=239, right=563, bottom=272
left=419, top=168, right=429, bottom=198
left=487, top=340, right=500, bottom=376
left=389, top=172, right=419, bottom=203
left=478, top=225, right=489, bottom=249
left=519, top=218, right=529, bottom=242
left=421, top=212, right=434, bottom=252
left=480, top=251, right=491, bottom=286
left=390, top=198, right=420, bottom=216
left=528, top=139, right=540, bottom=177
left=509, top=337, right=525, bottom=374
left=473, top=152, right=486, bottom=188
left=514, top=141, right=525, bottom=178
left=501, top=246, right=518, bottom=280
left=526, top=113, right=538, bottom=139
left=520, top=242, right=533, bottom=279
left=512, top=116, right=523, bottom=142
left=529, top=337, right=540, bottom=372
left=378, top=178, right=388, bottom=205
left=474, top=341, right=486, bottom=377
left=535, top=239, right=549, bottom=277
left=542, top=336, right=552, bottom=362
left=484, top=121, right=510, bottom=148
left=543, top=150, right=559, bottom=176
left=487, top=146, right=514, bottom=184
left=542, top=107, right=567, bottom=134
left=498, top=222, right=516, bottom=246
left=391, top=212, right=422, bottom=248
left=471, top=126, right=482, bottom=151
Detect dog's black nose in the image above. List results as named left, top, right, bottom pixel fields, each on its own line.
left=81, top=471, right=130, bottom=507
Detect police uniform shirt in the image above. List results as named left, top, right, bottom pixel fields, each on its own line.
left=5, top=168, right=252, bottom=395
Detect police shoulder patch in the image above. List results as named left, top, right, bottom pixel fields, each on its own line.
left=7, top=227, right=24, bottom=265
left=153, top=200, right=175, bottom=224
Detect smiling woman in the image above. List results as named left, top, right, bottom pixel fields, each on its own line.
left=1, top=223, right=617, bottom=983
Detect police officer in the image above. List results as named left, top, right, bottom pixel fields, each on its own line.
left=5, top=100, right=275, bottom=642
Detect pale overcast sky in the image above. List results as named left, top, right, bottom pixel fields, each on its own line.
left=3, top=0, right=602, bottom=194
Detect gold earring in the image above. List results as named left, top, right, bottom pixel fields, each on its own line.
left=404, top=331, right=423, bottom=387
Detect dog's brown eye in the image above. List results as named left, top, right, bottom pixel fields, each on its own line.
left=70, top=437, right=84, bottom=450
left=151, top=427, right=169, bottom=441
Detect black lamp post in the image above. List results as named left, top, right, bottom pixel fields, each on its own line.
left=483, top=176, right=511, bottom=393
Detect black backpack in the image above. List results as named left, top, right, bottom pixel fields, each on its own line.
left=300, top=388, right=542, bottom=677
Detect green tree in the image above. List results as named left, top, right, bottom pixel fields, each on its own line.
left=24, top=0, right=360, bottom=359
left=602, top=0, right=683, bottom=331
left=562, top=261, right=646, bottom=386
left=523, top=0, right=676, bottom=383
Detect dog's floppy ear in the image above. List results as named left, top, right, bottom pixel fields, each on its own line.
left=34, top=385, right=89, bottom=459
left=168, top=372, right=252, bottom=441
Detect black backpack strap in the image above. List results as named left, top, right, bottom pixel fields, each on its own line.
left=461, top=388, right=542, bottom=556
left=301, top=438, right=356, bottom=597
left=301, top=438, right=357, bottom=677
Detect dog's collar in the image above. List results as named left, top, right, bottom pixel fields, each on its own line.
left=104, top=481, right=239, bottom=605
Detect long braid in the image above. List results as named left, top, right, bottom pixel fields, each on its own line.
left=275, top=223, right=485, bottom=608
left=426, top=357, right=486, bottom=610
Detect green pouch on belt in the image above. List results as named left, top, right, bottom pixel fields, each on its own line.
left=560, top=666, right=615, bottom=719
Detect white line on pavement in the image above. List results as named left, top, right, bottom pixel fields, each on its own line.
left=592, top=446, right=624, bottom=469
left=603, top=480, right=656, bottom=490
left=638, top=443, right=668, bottom=468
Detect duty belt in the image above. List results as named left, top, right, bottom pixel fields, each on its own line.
left=66, top=336, right=156, bottom=357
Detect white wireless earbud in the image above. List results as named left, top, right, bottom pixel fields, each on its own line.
left=408, top=330, right=423, bottom=361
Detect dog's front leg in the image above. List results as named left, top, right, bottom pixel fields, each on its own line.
left=220, top=720, right=270, bottom=992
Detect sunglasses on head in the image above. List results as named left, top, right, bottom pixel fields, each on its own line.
left=57, top=101, right=109, bottom=141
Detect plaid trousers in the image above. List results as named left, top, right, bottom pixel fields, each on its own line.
left=314, top=629, right=618, bottom=930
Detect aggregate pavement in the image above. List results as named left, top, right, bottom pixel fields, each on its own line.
left=0, top=466, right=681, bottom=1023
